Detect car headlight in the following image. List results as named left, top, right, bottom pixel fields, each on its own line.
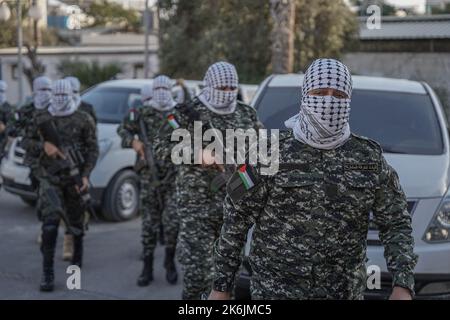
left=424, top=186, right=450, bottom=243
left=98, top=138, right=113, bottom=158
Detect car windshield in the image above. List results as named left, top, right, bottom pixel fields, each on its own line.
left=82, top=87, right=141, bottom=124
left=255, top=87, right=444, bottom=155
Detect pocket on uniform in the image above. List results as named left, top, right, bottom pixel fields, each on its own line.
left=272, top=172, right=317, bottom=203
left=340, top=171, right=378, bottom=209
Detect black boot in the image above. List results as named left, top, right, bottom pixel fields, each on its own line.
left=40, top=225, right=57, bottom=292
left=164, top=247, right=178, bottom=285
left=137, top=255, right=153, bottom=287
left=72, top=235, right=83, bottom=268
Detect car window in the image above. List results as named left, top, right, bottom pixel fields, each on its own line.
left=255, top=86, right=444, bottom=155
left=82, top=87, right=140, bottom=124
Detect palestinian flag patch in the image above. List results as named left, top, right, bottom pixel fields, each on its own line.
left=167, top=114, right=180, bottom=129
left=238, top=164, right=256, bottom=190
left=129, top=109, right=137, bottom=121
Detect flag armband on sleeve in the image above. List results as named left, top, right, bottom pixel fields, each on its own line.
left=226, top=164, right=260, bottom=203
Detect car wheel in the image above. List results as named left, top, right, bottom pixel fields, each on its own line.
left=102, top=170, right=139, bottom=222
left=21, top=197, right=37, bottom=207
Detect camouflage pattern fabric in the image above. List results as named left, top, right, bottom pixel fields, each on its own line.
left=213, top=130, right=418, bottom=300
left=0, top=102, right=13, bottom=158
left=22, top=109, right=98, bottom=230
left=79, top=101, right=97, bottom=125
left=156, top=97, right=263, bottom=299
left=117, top=105, right=179, bottom=258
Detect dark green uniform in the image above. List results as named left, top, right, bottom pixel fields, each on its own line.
left=22, top=109, right=98, bottom=271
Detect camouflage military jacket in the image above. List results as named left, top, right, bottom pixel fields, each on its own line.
left=213, top=130, right=418, bottom=299
left=22, top=109, right=99, bottom=180
left=155, top=98, right=263, bottom=187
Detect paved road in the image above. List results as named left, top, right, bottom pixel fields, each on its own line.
left=0, top=189, right=182, bottom=300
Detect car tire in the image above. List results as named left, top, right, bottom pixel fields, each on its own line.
left=102, top=170, right=139, bottom=222
left=21, top=197, right=37, bottom=207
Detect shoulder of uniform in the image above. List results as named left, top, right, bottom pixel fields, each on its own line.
left=350, top=133, right=383, bottom=154
left=75, top=109, right=94, bottom=122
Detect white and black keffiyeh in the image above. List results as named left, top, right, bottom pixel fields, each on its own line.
left=198, top=61, right=239, bottom=115
left=48, top=79, right=77, bottom=117
left=33, top=76, right=52, bottom=110
left=151, top=75, right=176, bottom=111
left=285, top=58, right=353, bottom=150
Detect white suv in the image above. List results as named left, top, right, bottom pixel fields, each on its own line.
left=235, top=74, right=450, bottom=299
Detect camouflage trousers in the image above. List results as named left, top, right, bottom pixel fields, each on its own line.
left=176, top=169, right=225, bottom=300
left=37, top=177, right=86, bottom=233
left=140, top=168, right=179, bottom=258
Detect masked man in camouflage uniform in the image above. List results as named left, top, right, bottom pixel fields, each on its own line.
left=23, top=79, right=98, bottom=292
left=118, top=75, right=179, bottom=286
left=0, top=80, right=13, bottom=164
left=13, top=76, right=53, bottom=137
left=156, top=62, right=263, bottom=299
left=210, top=58, right=418, bottom=300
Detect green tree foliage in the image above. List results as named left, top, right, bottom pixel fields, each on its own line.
left=0, top=2, right=63, bottom=48
left=85, top=0, right=141, bottom=32
left=159, top=0, right=357, bottom=82
left=295, top=0, right=359, bottom=71
left=57, top=60, right=122, bottom=90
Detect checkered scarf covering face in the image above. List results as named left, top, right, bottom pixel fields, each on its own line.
left=199, top=61, right=239, bottom=114
left=151, top=75, right=176, bottom=111
left=33, top=76, right=52, bottom=110
left=48, top=79, right=77, bottom=117
left=285, top=58, right=353, bottom=150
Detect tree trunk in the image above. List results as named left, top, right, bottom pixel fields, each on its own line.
left=270, top=0, right=296, bottom=74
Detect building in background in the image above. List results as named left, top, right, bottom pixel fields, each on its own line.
left=0, top=44, right=159, bottom=104
left=344, top=14, right=450, bottom=117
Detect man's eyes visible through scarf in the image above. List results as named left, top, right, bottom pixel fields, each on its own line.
left=308, top=88, right=348, bottom=99
left=215, top=86, right=237, bottom=92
